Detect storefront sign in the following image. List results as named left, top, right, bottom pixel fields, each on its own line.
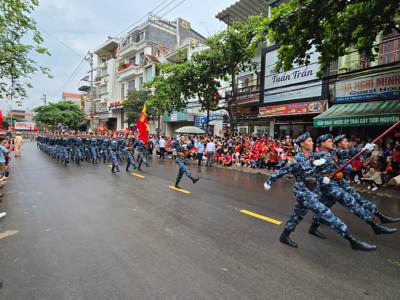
left=195, top=116, right=201, bottom=127
left=227, top=92, right=260, bottom=104
left=201, top=113, right=224, bottom=124
left=15, top=122, right=36, bottom=131
left=109, top=100, right=124, bottom=110
left=259, top=101, right=327, bottom=117
left=335, top=72, right=400, bottom=102
left=171, top=114, right=178, bottom=121
left=263, top=46, right=322, bottom=103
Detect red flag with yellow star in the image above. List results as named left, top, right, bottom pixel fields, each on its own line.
left=136, top=104, right=149, bottom=147
left=97, top=124, right=106, bottom=133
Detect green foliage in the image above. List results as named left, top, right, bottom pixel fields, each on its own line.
left=32, top=101, right=84, bottom=129
left=0, top=0, right=52, bottom=101
left=3, top=115, right=23, bottom=123
left=143, top=19, right=263, bottom=131
left=100, top=52, right=111, bottom=57
left=123, top=89, right=150, bottom=126
left=255, top=0, right=400, bottom=77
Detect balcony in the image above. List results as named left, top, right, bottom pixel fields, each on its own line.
left=118, top=39, right=146, bottom=59
left=118, top=64, right=142, bottom=81
left=332, top=38, right=400, bottom=74
left=225, top=85, right=260, bottom=105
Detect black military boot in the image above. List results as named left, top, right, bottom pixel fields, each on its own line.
left=92, top=158, right=95, bottom=164
left=77, top=158, right=81, bottom=165
left=116, top=166, right=121, bottom=172
left=126, top=162, right=130, bottom=172
left=344, top=233, right=377, bottom=251
left=145, top=162, right=149, bottom=167
left=111, top=165, right=116, bottom=173
left=279, top=228, right=298, bottom=248
left=103, top=157, right=106, bottom=163
left=374, top=211, right=400, bottom=224
left=64, top=160, right=68, bottom=166
left=175, top=181, right=181, bottom=189
left=138, top=163, right=142, bottom=171
left=132, top=163, right=137, bottom=170
left=189, top=175, right=199, bottom=184
left=308, top=223, right=326, bottom=239
left=367, top=219, right=398, bottom=234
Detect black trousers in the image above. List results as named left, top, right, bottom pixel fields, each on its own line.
left=197, top=153, right=203, bottom=165
left=160, top=147, right=165, bottom=158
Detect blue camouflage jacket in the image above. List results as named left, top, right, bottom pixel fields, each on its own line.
left=266, top=151, right=317, bottom=186
left=313, top=148, right=361, bottom=175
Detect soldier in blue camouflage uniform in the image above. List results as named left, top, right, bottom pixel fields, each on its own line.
left=264, top=132, right=376, bottom=251
left=60, top=132, right=70, bottom=166
left=124, top=134, right=137, bottom=172
left=134, top=137, right=149, bottom=171
left=170, top=135, right=199, bottom=189
left=334, top=135, right=399, bottom=224
left=310, top=134, right=397, bottom=237
left=74, top=133, right=82, bottom=165
left=110, top=133, right=120, bottom=173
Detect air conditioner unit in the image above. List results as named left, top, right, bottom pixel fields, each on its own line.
left=104, top=98, right=108, bottom=101
left=104, top=79, right=108, bottom=83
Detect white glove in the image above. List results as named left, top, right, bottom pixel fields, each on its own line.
left=313, top=158, right=326, bottom=166
left=322, top=177, right=330, bottom=185
left=264, top=182, right=271, bottom=191
left=363, top=143, right=375, bottom=151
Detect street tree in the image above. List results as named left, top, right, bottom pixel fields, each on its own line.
left=33, top=101, right=84, bottom=129
left=253, top=0, right=400, bottom=76
left=0, top=0, right=52, bottom=101
left=123, top=89, right=159, bottom=128
left=197, top=19, right=263, bottom=132
left=143, top=49, right=223, bottom=130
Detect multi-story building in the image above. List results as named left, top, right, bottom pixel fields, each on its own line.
left=61, top=92, right=81, bottom=104
left=77, top=85, right=96, bottom=131
left=315, top=29, right=400, bottom=137
left=8, top=110, right=35, bottom=122
left=92, top=14, right=205, bottom=132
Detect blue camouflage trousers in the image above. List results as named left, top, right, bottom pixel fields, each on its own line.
left=110, top=150, right=118, bottom=166
left=61, top=146, right=68, bottom=161
left=286, top=182, right=348, bottom=236
left=91, top=145, right=98, bottom=161
left=312, top=180, right=374, bottom=225
left=125, top=150, right=135, bottom=165
left=74, top=147, right=82, bottom=162
left=176, top=158, right=192, bottom=183
left=339, top=179, right=378, bottom=214
left=137, top=150, right=147, bottom=167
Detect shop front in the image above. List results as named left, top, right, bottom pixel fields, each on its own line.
left=163, top=109, right=195, bottom=137
left=314, top=70, right=400, bottom=137
left=259, top=44, right=329, bottom=139
left=109, top=101, right=126, bottom=131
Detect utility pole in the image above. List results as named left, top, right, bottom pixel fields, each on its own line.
left=42, top=94, right=46, bottom=106
left=85, top=51, right=94, bottom=132
left=9, top=104, right=12, bottom=128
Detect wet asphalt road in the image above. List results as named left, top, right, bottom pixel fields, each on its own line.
left=0, top=141, right=399, bottom=300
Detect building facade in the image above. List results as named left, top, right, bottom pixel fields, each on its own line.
left=92, top=14, right=206, bottom=132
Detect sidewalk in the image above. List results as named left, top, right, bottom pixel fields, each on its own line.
left=185, top=159, right=400, bottom=200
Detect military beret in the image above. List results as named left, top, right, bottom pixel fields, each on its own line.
left=317, top=134, right=333, bottom=144
left=296, top=132, right=311, bottom=145
left=333, top=134, right=346, bottom=145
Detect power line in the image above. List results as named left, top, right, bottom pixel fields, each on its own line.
left=115, top=0, right=170, bottom=37
left=36, top=25, right=84, bottom=59
left=160, top=0, right=186, bottom=18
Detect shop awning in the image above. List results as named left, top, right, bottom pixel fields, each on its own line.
left=314, top=100, right=400, bottom=127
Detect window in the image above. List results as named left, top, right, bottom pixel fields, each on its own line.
left=121, top=83, right=125, bottom=100
left=126, top=36, right=131, bottom=45
left=100, top=85, right=107, bottom=94
left=129, top=56, right=136, bottom=65
left=139, top=52, right=144, bottom=62
left=101, top=68, right=107, bottom=76
left=140, top=31, right=145, bottom=41
left=139, top=77, right=143, bottom=90
left=128, top=80, right=135, bottom=90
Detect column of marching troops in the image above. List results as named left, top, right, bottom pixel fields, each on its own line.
left=37, top=130, right=399, bottom=252
left=36, top=131, right=199, bottom=187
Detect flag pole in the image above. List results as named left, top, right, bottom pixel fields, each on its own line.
left=331, top=120, right=400, bottom=178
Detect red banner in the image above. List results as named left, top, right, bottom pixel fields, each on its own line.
left=259, top=101, right=327, bottom=117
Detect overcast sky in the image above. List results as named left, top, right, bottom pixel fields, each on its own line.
left=2, top=0, right=238, bottom=113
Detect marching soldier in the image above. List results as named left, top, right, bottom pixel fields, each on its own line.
left=264, top=132, right=376, bottom=251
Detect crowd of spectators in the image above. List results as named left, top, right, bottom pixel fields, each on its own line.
left=148, top=131, right=400, bottom=190
left=0, top=133, right=13, bottom=222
